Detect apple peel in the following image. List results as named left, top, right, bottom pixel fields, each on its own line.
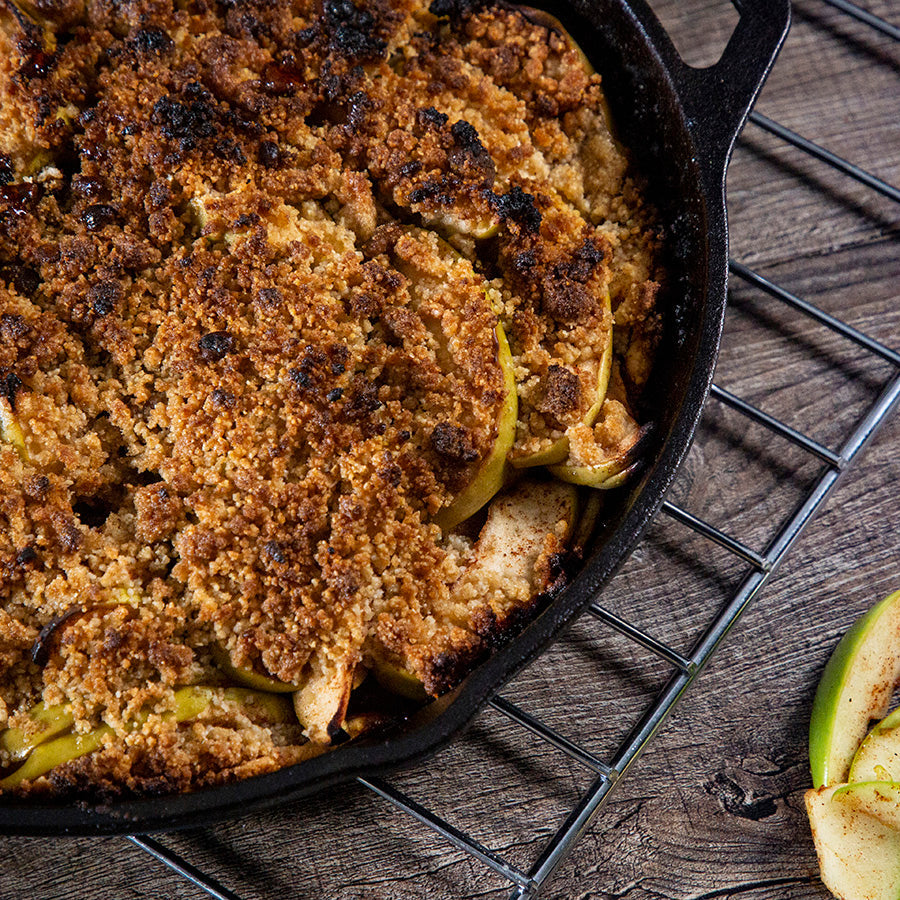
left=809, top=589, right=900, bottom=789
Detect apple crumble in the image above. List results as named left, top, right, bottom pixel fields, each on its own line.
left=0, top=0, right=664, bottom=796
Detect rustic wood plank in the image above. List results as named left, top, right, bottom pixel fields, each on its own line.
left=1, top=0, right=897, bottom=898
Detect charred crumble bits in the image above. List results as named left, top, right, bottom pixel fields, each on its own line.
left=0, top=0, right=663, bottom=797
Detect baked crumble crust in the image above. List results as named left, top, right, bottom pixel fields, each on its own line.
left=0, top=0, right=663, bottom=794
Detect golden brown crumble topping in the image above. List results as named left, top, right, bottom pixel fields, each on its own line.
left=0, top=0, right=663, bottom=796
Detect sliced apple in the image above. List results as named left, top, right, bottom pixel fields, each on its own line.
left=849, top=708, right=900, bottom=784
left=370, top=657, right=429, bottom=702
left=809, top=589, right=900, bottom=789
left=806, top=782, right=900, bottom=900
left=0, top=397, right=28, bottom=460
left=418, top=206, right=499, bottom=242
left=448, top=478, right=578, bottom=626
left=0, top=686, right=293, bottom=789
left=510, top=292, right=613, bottom=470
left=548, top=400, right=644, bottom=489
left=435, top=321, right=518, bottom=532
left=211, top=644, right=299, bottom=694
left=292, top=657, right=356, bottom=744
left=0, top=702, right=74, bottom=761
left=221, top=687, right=295, bottom=724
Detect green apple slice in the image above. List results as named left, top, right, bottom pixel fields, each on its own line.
left=435, top=322, right=518, bottom=532
left=806, top=782, right=900, bottom=900
left=809, top=589, right=900, bottom=788
left=849, top=708, right=900, bottom=783
left=510, top=293, right=613, bottom=470
left=547, top=400, right=644, bottom=489
left=0, top=686, right=294, bottom=788
left=211, top=644, right=299, bottom=694
left=370, top=657, right=429, bottom=702
left=0, top=702, right=74, bottom=761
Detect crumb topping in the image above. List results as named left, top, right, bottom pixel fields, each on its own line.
left=0, top=0, right=663, bottom=795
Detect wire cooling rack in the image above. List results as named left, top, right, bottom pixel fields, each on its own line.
left=42, top=1, right=900, bottom=897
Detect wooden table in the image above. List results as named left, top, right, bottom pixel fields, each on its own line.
left=4, top=1, right=898, bottom=897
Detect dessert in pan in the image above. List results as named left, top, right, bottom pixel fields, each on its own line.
left=0, top=0, right=664, bottom=796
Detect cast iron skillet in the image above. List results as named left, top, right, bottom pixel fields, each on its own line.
left=0, top=0, right=790, bottom=835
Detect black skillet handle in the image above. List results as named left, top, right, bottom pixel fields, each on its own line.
left=668, top=0, right=791, bottom=188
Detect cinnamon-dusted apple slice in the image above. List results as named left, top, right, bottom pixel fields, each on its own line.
left=549, top=399, right=646, bottom=489
left=809, top=589, right=900, bottom=788
left=806, top=781, right=900, bottom=900
left=372, top=478, right=578, bottom=699
left=849, top=708, right=900, bottom=784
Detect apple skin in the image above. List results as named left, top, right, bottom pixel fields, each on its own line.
left=435, top=322, right=518, bottom=532
left=849, top=707, right=900, bottom=784
left=809, top=589, right=900, bottom=789
left=211, top=644, right=298, bottom=694
left=510, top=293, right=613, bottom=471
left=806, top=781, right=900, bottom=900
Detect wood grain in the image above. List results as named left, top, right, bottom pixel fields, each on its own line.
left=2, top=1, right=898, bottom=898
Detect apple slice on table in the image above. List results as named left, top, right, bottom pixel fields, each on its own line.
left=806, top=781, right=900, bottom=900
left=809, top=589, right=900, bottom=788
left=849, top=707, right=900, bottom=783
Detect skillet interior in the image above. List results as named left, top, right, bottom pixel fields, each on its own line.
left=0, top=0, right=778, bottom=835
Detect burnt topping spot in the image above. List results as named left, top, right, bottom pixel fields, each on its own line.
left=89, top=280, right=121, bottom=317
left=264, top=540, right=286, bottom=564
left=15, top=545, right=39, bottom=568
left=322, top=0, right=387, bottom=60
left=0, top=155, right=12, bottom=186
left=430, top=422, right=479, bottom=463
left=151, top=89, right=218, bottom=151
left=257, top=141, right=281, bottom=168
left=130, top=27, right=174, bottom=54
left=81, top=204, right=118, bottom=232
left=495, top=185, right=541, bottom=233
left=1, top=373, right=25, bottom=407
left=417, top=106, right=448, bottom=129
left=25, top=475, right=50, bottom=500
left=342, top=377, right=382, bottom=420
left=198, top=331, right=235, bottom=362
left=0, top=313, right=29, bottom=340
left=0, top=264, right=41, bottom=296
left=429, top=0, right=489, bottom=19
left=257, top=286, right=282, bottom=307
left=566, top=239, right=606, bottom=283
left=326, top=387, right=343, bottom=402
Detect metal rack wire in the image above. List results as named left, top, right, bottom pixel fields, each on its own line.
left=110, top=2, right=900, bottom=897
